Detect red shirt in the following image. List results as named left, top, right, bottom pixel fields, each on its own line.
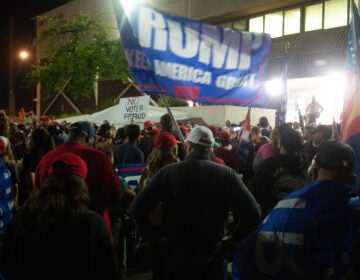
left=35, top=142, right=121, bottom=216
left=214, top=147, right=240, bottom=173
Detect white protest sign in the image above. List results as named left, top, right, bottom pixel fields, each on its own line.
left=119, top=95, right=150, bottom=122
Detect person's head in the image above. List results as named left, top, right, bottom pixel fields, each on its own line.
left=269, top=126, right=280, bottom=145
left=312, top=125, right=332, bottom=146
left=251, top=126, right=261, bottom=141
left=218, top=130, right=231, bottom=146
left=126, top=124, right=141, bottom=142
left=115, top=126, right=127, bottom=143
left=208, top=125, right=219, bottom=139
left=186, top=125, right=214, bottom=156
left=160, top=114, right=172, bottom=132
left=258, top=116, right=269, bottom=128
left=68, top=121, right=96, bottom=147
left=278, top=127, right=304, bottom=154
left=154, top=132, right=180, bottom=150
left=97, top=123, right=113, bottom=140
left=312, top=141, right=356, bottom=185
left=143, top=120, right=154, bottom=131
left=147, top=132, right=180, bottom=176
left=27, top=128, right=55, bottom=155
left=26, top=153, right=89, bottom=232
left=293, top=122, right=300, bottom=130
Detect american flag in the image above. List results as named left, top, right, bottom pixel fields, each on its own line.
left=342, top=0, right=360, bottom=188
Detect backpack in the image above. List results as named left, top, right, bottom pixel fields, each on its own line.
left=272, top=166, right=305, bottom=203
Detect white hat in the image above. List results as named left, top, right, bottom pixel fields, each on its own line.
left=186, top=126, right=214, bottom=147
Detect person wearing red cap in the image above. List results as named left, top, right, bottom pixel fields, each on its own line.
left=35, top=121, right=123, bottom=268
left=139, top=121, right=157, bottom=161
left=214, top=130, right=240, bottom=173
left=36, top=121, right=122, bottom=216
left=138, top=132, right=180, bottom=191
left=1, top=153, right=119, bottom=279
left=137, top=132, right=181, bottom=279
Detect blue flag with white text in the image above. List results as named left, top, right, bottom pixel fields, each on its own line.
left=232, top=180, right=360, bottom=279
left=112, top=1, right=272, bottom=106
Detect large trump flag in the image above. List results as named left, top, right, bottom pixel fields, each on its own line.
left=342, top=0, right=360, bottom=188
left=112, top=0, right=272, bottom=106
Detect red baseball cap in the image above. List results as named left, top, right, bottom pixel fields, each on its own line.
left=179, top=124, right=191, bottom=133
left=50, top=153, right=88, bottom=178
left=144, top=120, right=154, bottom=128
left=154, top=132, right=180, bottom=150
left=0, top=137, right=5, bottom=155
left=218, top=130, right=231, bottom=145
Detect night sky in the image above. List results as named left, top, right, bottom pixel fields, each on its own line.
left=0, top=0, right=72, bottom=114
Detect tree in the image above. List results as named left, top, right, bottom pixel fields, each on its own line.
left=26, top=11, right=132, bottom=102
left=156, top=95, right=189, bottom=107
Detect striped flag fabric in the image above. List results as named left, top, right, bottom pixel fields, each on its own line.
left=237, top=107, right=251, bottom=162
left=342, top=0, right=360, bottom=188
left=232, top=180, right=360, bottom=279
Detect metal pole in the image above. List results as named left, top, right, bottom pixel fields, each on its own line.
left=36, top=82, right=41, bottom=120
left=160, top=95, right=185, bottom=146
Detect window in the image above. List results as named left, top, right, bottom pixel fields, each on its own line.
left=265, top=12, right=283, bottom=38
left=233, top=20, right=246, bottom=31
left=324, top=0, right=347, bottom=29
left=305, top=4, right=323, bottom=31
left=249, top=16, right=263, bottom=33
left=284, top=8, right=301, bottom=35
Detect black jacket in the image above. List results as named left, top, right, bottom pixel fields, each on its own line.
left=130, top=151, right=261, bottom=259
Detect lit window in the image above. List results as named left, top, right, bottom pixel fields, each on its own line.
left=284, top=8, right=301, bottom=35
left=324, top=0, right=347, bottom=29
left=265, top=12, right=283, bottom=38
left=305, top=4, right=323, bottom=31
left=249, top=16, right=264, bottom=33
left=233, top=20, right=246, bottom=31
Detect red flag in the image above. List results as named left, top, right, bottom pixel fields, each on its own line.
left=341, top=0, right=360, bottom=188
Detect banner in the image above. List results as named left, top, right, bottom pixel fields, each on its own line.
left=113, top=0, right=272, bottom=106
left=342, top=0, right=360, bottom=188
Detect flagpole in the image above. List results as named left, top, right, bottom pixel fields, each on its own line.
left=160, top=95, right=185, bottom=146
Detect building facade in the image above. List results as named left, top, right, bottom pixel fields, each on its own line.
left=40, top=0, right=356, bottom=124
left=147, top=0, right=353, bottom=124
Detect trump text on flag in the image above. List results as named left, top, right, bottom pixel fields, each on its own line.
left=115, top=1, right=272, bottom=106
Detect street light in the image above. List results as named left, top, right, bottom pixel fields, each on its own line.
left=19, top=51, right=29, bottom=60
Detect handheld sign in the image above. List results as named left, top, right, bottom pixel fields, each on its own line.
left=119, top=96, right=150, bottom=122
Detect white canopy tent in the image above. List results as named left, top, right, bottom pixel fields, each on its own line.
left=83, top=104, right=190, bottom=127
left=55, top=114, right=90, bottom=124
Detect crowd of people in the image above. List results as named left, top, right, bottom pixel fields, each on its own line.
left=0, top=108, right=358, bottom=280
